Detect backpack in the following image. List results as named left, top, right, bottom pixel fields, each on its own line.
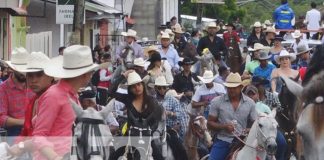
left=91, top=70, right=100, bottom=86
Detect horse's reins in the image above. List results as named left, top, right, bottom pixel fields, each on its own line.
left=188, top=116, right=208, bottom=149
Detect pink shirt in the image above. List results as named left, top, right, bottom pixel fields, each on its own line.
left=32, top=80, right=78, bottom=159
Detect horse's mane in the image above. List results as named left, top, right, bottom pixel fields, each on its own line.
left=301, top=71, right=324, bottom=138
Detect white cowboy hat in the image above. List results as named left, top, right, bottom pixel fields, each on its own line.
left=223, top=72, right=242, bottom=88
left=142, top=37, right=149, bottom=42
left=274, top=50, right=296, bottom=64
left=166, top=89, right=184, bottom=99
left=251, top=43, right=270, bottom=51
left=5, top=47, right=29, bottom=72
left=123, top=29, right=137, bottom=38
left=164, top=29, right=175, bottom=36
left=160, top=32, right=170, bottom=39
left=44, top=45, right=99, bottom=78
left=264, top=27, right=276, bottom=34
left=264, top=20, right=272, bottom=26
left=133, top=57, right=145, bottom=67
left=253, top=21, right=262, bottom=28
left=17, top=51, right=51, bottom=73
left=126, top=71, right=142, bottom=86
left=296, top=44, right=311, bottom=56
left=292, top=30, right=303, bottom=39
left=258, top=50, right=271, bottom=60
left=173, top=26, right=184, bottom=34
left=198, top=70, right=216, bottom=84
left=144, top=45, right=159, bottom=57
left=154, top=76, right=170, bottom=86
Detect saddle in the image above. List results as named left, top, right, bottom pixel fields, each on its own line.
left=226, top=136, right=246, bottom=160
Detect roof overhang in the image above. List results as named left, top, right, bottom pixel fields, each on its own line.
left=0, top=0, right=27, bottom=16
left=85, top=1, right=121, bottom=15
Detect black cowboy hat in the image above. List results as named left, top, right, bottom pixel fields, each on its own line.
left=148, top=52, right=162, bottom=62
left=225, top=22, right=236, bottom=30
left=274, top=35, right=285, bottom=41
left=158, top=24, right=167, bottom=29
left=178, top=57, right=195, bottom=66
left=79, top=89, right=96, bottom=100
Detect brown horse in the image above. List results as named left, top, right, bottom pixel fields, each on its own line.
left=226, top=38, right=242, bottom=73
left=184, top=114, right=212, bottom=160
left=296, top=71, right=324, bottom=160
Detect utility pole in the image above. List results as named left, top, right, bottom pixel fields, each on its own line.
left=196, top=3, right=203, bottom=30
left=71, top=0, right=85, bottom=45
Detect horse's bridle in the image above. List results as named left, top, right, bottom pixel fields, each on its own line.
left=190, top=116, right=206, bottom=139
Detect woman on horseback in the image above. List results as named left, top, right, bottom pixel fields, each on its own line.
left=109, top=71, right=165, bottom=159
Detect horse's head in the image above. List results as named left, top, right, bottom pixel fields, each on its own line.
left=278, top=76, right=303, bottom=112
left=188, top=112, right=213, bottom=146
left=256, top=109, right=278, bottom=156
left=121, top=45, right=135, bottom=68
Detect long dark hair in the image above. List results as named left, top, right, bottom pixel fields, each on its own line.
left=127, top=82, right=154, bottom=111
left=303, top=44, right=324, bottom=86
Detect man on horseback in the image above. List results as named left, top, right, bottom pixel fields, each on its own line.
left=207, top=73, right=257, bottom=160
left=158, top=32, right=180, bottom=74
left=116, top=29, right=144, bottom=63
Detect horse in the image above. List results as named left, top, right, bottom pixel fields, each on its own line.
left=226, top=40, right=242, bottom=73
left=184, top=114, right=212, bottom=160
left=192, top=48, right=218, bottom=76
left=296, top=71, right=324, bottom=160
left=69, top=99, right=115, bottom=160
left=234, top=109, right=278, bottom=160
left=276, top=76, right=303, bottom=159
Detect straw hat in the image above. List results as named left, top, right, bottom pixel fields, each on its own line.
left=17, top=51, right=51, bottom=73
left=198, top=70, right=216, bottom=84
left=207, top=22, right=220, bottom=31
left=164, top=29, right=175, bottom=36
left=144, top=45, right=159, bottom=57
left=44, top=45, right=99, bottom=78
left=223, top=72, right=243, bottom=88
left=173, top=26, right=184, bottom=34
left=264, top=27, right=276, bottom=34
left=123, top=29, right=137, bottom=38
left=5, top=47, right=29, bottom=72
left=251, top=43, right=270, bottom=51
left=154, top=76, right=170, bottom=86
left=292, top=30, right=302, bottom=39
left=274, top=50, right=296, bottom=64
left=296, top=44, right=311, bottom=56
left=126, top=71, right=142, bottom=86
left=133, top=57, right=145, bottom=67
left=253, top=21, right=262, bottom=28
left=166, top=89, right=184, bottom=99
left=264, top=20, right=272, bottom=26
left=160, top=32, right=170, bottom=39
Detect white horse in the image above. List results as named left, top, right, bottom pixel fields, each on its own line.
left=191, top=48, right=218, bottom=76
left=70, top=99, right=115, bottom=160
left=235, top=109, right=278, bottom=160
left=296, top=71, right=324, bottom=160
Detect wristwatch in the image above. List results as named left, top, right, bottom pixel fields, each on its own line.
left=18, top=142, right=24, bottom=149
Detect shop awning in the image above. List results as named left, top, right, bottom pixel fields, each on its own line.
left=0, top=0, right=27, bottom=16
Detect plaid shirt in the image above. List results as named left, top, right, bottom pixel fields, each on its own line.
left=262, top=91, right=281, bottom=109
left=0, top=76, right=34, bottom=127
left=161, top=95, right=189, bottom=138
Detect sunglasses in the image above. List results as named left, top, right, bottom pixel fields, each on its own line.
left=156, top=86, right=167, bottom=90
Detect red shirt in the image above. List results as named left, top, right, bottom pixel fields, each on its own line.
left=97, top=68, right=111, bottom=88
left=32, top=80, right=79, bottom=160
left=223, top=31, right=240, bottom=47
left=0, top=76, right=34, bottom=127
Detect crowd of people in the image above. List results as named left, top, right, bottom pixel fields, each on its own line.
left=0, top=0, right=323, bottom=160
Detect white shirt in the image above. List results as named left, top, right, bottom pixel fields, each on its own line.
left=305, top=9, right=321, bottom=35
left=291, top=40, right=309, bottom=54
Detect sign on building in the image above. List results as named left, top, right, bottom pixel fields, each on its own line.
left=56, top=0, right=76, bottom=24
left=191, top=0, right=224, bottom=4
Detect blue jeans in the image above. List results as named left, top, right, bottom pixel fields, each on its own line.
left=208, top=139, right=231, bottom=160
left=276, top=130, right=287, bottom=160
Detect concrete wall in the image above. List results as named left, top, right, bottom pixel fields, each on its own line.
left=131, top=0, right=161, bottom=40
left=26, top=0, right=60, bottom=56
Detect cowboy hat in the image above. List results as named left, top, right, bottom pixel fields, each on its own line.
left=123, top=29, right=137, bottom=38
left=225, top=22, right=236, bottom=30
left=5, top=47, right=29, bottom=72
left=274, top=50, right=296, bottom=64
left=292, top=30, right=303, bottom=39
left=198, top=70, right=216, bottom=84
left=160, top=32, right=170, bottom=39
left=253, top=21, right=262, bottom=28
left=133, top=57, right=145, bottom=67
left=223, top=72, right=242, bottom=88
left=264, top=27, right=276, bottom=34
left=178, top=57, right=194, bottom=66
left=148, top=52, right=162, bottom=62
left=296, top=44, right=311, bottom=56
left=264, top=20, right=272, bottom=26
left=251, top=43, right=270, bottom=51
left=320, top=24, right=324, bottom=29
left=126, top=71, right=142, bottom=86
left=17, top=51, right=51, bottom=73
left=258, top=50, right=271, bottom=60
left=166, top=89, right=184, bottom=99
left=207, top=22, right=220, bottom=30
left=144, top=45, right=159, bottom=57
left=44, top=45, right=99, bottom=78
left=173, top=26, right=184, bottom=34
left=164, top=29, right=175, bottom=36
left=274, top=35, right=285, bottom=41
left=154, top=76, right=170, bottom=86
